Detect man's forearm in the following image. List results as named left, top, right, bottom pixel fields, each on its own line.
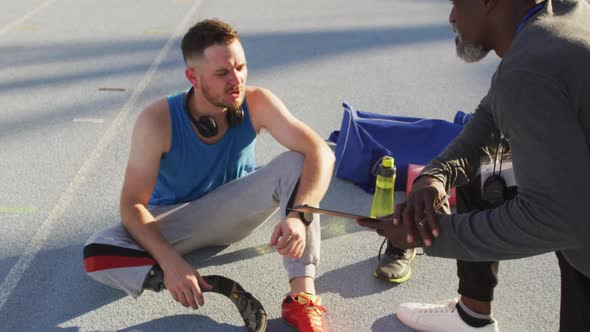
left=425, top=192, right=586, bottom=261
left=293, top=145, right=334, bottom=206
left=121, top=203, right=181, bottom=268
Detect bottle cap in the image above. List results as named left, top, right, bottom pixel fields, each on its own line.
left=382, top=156, right=394, bottom=168
left=378, top=156, right=396, bottom=177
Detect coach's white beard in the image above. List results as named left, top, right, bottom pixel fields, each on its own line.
left=452, top=25, right=489, bottom=63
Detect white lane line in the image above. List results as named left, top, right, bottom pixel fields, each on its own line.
left=0, top=0, right=59, bottom=37
left=72, top=118, right=104, bottom=124
left=0, top=0, right=203, bottom=312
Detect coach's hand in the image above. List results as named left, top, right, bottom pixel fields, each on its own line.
left=357, top=216, right=424, bottom=249
left=161, top=256, right=212, bottom=309
left=396, top=175, right=448, bottom=246
left=270, top=215, right=307, bottom=259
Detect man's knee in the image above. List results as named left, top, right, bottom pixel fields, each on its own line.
left=83, top=229, right=110, bottom=273
left=82, top=241, right=101, bottom=274
left=83, top=233, right=100, bottom=274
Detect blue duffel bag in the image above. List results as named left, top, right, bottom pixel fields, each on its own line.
left=328, top=102, right=470, bottom=193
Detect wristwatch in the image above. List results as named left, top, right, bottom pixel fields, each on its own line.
left=297, top=211, right=314, bottom=226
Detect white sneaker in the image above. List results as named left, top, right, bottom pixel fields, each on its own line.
left=395, top=298, right=499, bottom=332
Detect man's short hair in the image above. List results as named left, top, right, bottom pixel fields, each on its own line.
left=181, top=18, right=240, bottom=64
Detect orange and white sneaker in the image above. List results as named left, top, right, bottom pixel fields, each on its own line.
left=281, top=293, right=328, bottom=332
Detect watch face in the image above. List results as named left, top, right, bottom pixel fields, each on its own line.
left=303, top=212, right=313, bottom=223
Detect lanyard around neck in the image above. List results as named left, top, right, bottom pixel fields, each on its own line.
left=517, top=1, right=547, bottom=34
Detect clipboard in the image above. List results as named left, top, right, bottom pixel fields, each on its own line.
left=288, top=204, right=380, bottom=223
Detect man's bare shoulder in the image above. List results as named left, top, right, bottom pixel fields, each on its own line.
left=245, top=86, right=275, bottom=109
left=138, top=98, right=170, bottom=128
left=244, top=86, right=285, bottom=133
left=135, top=98, right=172, bottom=151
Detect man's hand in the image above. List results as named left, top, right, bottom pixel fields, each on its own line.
left=161, top=256, right=213, bottom=309
left=357, top=216, right=424, bottom=249
left=269, top=216, right=307, bottom=259
left=395, top=175, right=449, bottom=246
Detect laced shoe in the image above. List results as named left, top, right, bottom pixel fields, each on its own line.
left=396, top=298, right=499, bottom=332
left=374, top=240, right=416, bottom=283
left=281, top=293, right=328, bottom=332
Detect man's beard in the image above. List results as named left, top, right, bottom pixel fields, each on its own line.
left=452, top=25, right=489, bottom=63
left=201, top=81, right=245, bottom=111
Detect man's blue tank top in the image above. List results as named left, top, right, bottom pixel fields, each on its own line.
left=149, top=91, right=256, bottom=206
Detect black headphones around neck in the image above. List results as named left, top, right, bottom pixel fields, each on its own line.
left=482, top=138, right=508, bottom=207
left=184, top=87, right=244, bottom=138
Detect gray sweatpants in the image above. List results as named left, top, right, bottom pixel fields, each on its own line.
left=83, top=151, right=320, bottom=298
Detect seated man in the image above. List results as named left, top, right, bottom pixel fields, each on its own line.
left=83, top=18, right=334, bottom=332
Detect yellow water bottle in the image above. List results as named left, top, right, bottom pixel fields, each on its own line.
left=371, top=156, right=396, bottom=218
